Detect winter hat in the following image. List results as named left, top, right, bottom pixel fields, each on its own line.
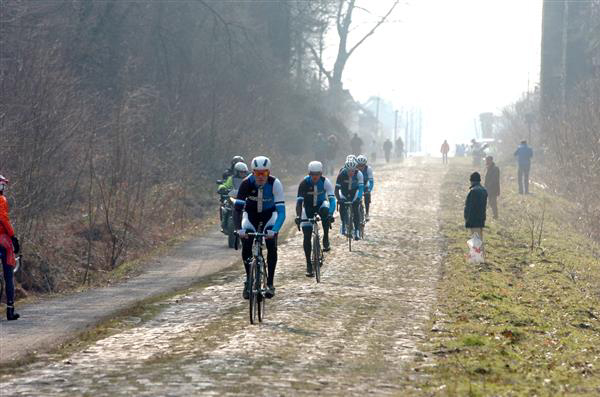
left=470, top=172, right=481, bottom=182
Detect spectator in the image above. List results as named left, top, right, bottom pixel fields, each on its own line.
left=514, top=140, right=533, bottom=194
left=440, top=140, right=450, bottom=164
left=325, top=134, right=339, bottom=175
left=383, top=139, right=393, bottom=163
left=395, top=137, right=404, bottom=161
left=484, top=156, right=500, bottom=219
left=350, top=133, right=363, bottom=155
left=464, top=172, right=488, bottom=245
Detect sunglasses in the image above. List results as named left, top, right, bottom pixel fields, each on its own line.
left=253, top=170, right=269, bottom=177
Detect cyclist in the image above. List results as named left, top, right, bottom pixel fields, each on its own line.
left=234, top=156, right=285, bottom=299
left=295, top=161, right=336, bottom=277
left=222, top=155, right=245, bottom=180
left=335, top=158, right=364, bottom=240
left=0, top=175, right=20, bottom=320
left=218, top=162, right=249, bottom=233
left=356, top=155, right=374, bottom=221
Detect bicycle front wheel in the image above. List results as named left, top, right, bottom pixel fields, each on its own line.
left=249, top=258, right=259, bottom=324
left=312, top=232, right=321, bottom=283
left=347, top=213, right=353, bottom=252
left=257, top=258, right=267, bottom=322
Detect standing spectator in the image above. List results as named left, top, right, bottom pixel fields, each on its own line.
left=383, top=139, right=393, bottom=163
left=350, top=133, right=363, bottom=155
left=464, top=172, right=488, bottom=244
left=440, top=140, right=450, bottom=164
left=484, top=156, right=500, bottom=219
left=325, top=134, right=339, bottom=175
left=514, top=140, right=533, bottom=194
left=0, top=175, right=21, bottom=320
left=395, top=136, right=404, bottom=161
left=470, top=139, right=487, bottom=167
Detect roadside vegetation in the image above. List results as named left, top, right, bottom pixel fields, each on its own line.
left=422, top=160, right=600, bottom=396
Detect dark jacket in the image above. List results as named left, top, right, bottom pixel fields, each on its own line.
left=484, top=163, right=500, bottom=196
left=464, top=183, right=488, bottom=228
left=514, top=144, right=533, bottom=167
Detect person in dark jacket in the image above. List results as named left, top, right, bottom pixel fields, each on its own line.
left=464, top=172, right=488, bottom=243
left=514, top=140, right=533, bottom=194
left=484, top=156, right=500, bottom=219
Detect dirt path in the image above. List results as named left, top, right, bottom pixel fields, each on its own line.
left=0, top=161, right=447, bottom=396
left=0, top=189, right=298, bottom=365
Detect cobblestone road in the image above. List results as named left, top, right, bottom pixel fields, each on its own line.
left=0, top=161, right=446, bottom=396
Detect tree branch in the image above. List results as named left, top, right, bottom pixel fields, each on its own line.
left=347, top=0, right=399, bottom=58
left=306, top=41, right=333, bottom=84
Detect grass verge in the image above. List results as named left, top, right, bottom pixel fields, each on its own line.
left=421, top=161, right=600, bottom=396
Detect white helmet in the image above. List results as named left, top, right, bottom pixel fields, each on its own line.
left=356, top=154, right=368, bottom=165
left=251, top=156, right=271, bottom=171
left=346, top=154, right=356, bottom=162
left=344, top=158, right=358, bottom=170
left=234, top=162, right=249, bottom=176
left=0, top=175, right=7, bottom=192
left=308, top=161, right=323, bottom=174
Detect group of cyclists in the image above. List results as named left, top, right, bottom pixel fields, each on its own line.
left=217, top=153, right=375, bottom=301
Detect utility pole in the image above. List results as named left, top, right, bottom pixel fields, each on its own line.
left=394, top=110, right=398, bottom=141
left=375, top=97, right=380, bottom=138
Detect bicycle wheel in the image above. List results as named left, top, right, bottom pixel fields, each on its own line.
left=347, top=210, right=353, bottom=252
left=257, top=257, right=267, bottom=322
left=249, top=258, right=259, bottom=324
left=312, top=232, right=321, bottom=283
left=360, top=204, right=366, bottom=240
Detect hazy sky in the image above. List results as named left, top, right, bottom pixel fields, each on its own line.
left=326, top=0, right=542, bottom=152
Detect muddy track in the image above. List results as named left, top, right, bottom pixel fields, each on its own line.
left=0, top=161, right=447, bottom=396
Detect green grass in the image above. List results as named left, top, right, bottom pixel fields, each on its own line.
left=420, top=161, right=600, bottom=396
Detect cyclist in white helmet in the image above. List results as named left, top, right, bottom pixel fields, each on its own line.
left=335, top=157, right=364, bottom=240
left=356, top=154, right=374, bottom=221
left=295, top=161, right=336, bottom=277
left=234, top=156, right=286, bottom=299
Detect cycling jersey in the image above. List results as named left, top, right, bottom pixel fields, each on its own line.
left=235, top=175, right=286, bottom=233
left=360, top=165, right=374, bottom=192
left=296, top=176, right=336, bottom=217
left=335, top=169, right=364, bottom=201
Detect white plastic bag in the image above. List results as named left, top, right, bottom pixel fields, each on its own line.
left=467, top=233, right=484, bottom=264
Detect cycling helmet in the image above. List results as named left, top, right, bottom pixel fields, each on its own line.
left=344, top=158, right=358, bottom=170
left=346, top=154, right=357, bottom=162
left=251, top=156, right=271, bottom=171
left=308, top=161, right=323, bottom=174
left=356, top=155, right=368, bottom=165
left=0, top=175, right=7, bottom=192
left=231, top=155, right=245, bottom=167
left=234, top=162, right=249, bottom=177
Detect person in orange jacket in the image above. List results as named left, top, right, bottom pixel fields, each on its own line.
left=440, top=140, right=450, bottom=164
left=0, top=175, right=20, bottom=320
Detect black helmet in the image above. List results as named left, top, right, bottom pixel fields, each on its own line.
left=231, top=155, right=245, bottom=167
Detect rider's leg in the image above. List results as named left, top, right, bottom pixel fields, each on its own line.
left=339, top=201, right=348, bottom=234
left=318, top=205, right=330, bottom=249
left=302, top=224, right=313, bottom=274
left=265, top=235, right=277, bottom=287
left=352, top=200, right=361, bottom=237
left=364, top=191, right=371, bottom=217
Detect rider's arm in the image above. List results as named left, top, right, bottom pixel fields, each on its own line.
left=335, top=172, right=345, bottom=201
left=233, top=180, right=249, bottom=230
left=218, top=176, right=233, bottom=194
left=272, top=179, right=286, bottom=233
left=367, top=168, right=374, bottom=192
left=0, top=196, right=14, bottom=237
left=324, top=178, right=336, bottom=216
left=296, top=180, right=306, bottom=218
left=354, top=171, right=364, bottom=201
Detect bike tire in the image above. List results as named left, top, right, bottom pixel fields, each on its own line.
left=347, top=211, right=353, bottom=252
left=257, top=258, right=266, bottom=322
left=249, top=258, right=258, bottom=324
left=312, top=233, right=321, bottom=283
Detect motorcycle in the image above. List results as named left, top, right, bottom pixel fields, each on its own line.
left=216, top=180, right=238, bottom=249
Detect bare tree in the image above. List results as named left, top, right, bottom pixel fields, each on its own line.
left=307, top=0, right=399, bottom=93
